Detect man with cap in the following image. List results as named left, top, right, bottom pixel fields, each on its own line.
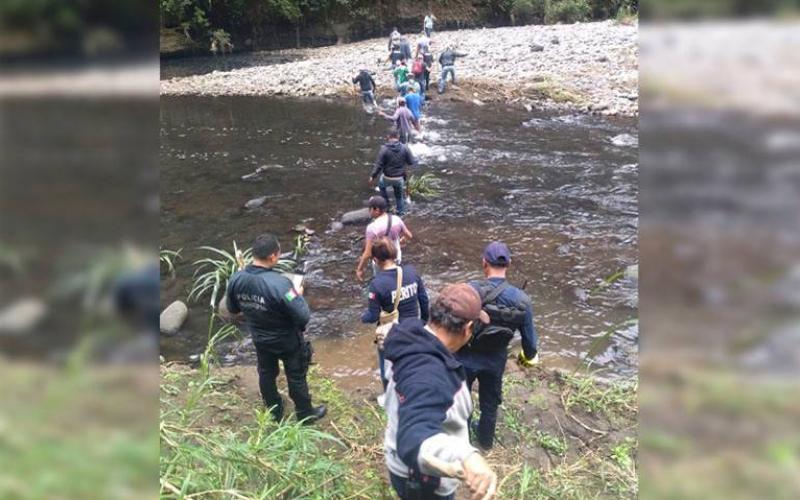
left=456, top=241, right=539, bottom=451
left=356, top=196, right=413, bottom=282
left=383, top=283, right=497, bottom=500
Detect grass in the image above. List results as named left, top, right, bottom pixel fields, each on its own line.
left=160, top=247, right=182, bottom=276
left=562, top=372, right=637, bottom=425
left=189, top=242, right=252, bottom=308
left=406, top=173, right=442, bottom=199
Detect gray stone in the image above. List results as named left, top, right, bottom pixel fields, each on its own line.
left=624, top=264, right=638, bottom=281
left=330, top=221, right=344, bottom=232
left=341, top=207, right=371, bottom=225
left=244, top=195, right=267, bottom=209
left=217, top=294, right=232, bottom=320
left=160, top=300, right=188, bottom=334
left=551, top=37, right=560, bottom=45
left=529, top=43, right=544, bottom=52
left=0, top=298, right=47, bottom=335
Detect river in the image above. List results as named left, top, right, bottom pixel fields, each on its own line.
left=159, top=93, right=639, bottom=386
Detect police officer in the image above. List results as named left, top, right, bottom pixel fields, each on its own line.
left=456, top=241, right=538, bottom=451
left=225, top=233, right=326, bottom=424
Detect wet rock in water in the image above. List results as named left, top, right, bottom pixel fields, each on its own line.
left=556, top=244, right=572, bottom=256
left=0, top=298, right=47, bottom=335
left=160, top=300, right=188, bottom=335
left=244, top=195, right=267, bottom=209
left=341, top=207, right=371, bottom=225
left=292, top=224, right=315, bottom=235
left=574, top=288, right=589, bottom=302
left=624, top=264, right=638, bottom=282
left=330, top=221, right=344, bottom=232
left=610, top=133, right=638, bottom=147
left=217, top=294, right=232, bottom=320
left=530, top=43, right=544, bottom=52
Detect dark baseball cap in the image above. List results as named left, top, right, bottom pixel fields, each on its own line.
left=483, top=241, right=511, bottom=266
left=438, top=283, right=490, bottom=324
left=368, top=195, right=388, bottom=210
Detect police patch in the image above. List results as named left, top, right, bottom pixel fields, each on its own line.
left=284, top=288, right=298, bottom=302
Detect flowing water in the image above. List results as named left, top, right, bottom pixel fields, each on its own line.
left=160, top=94, right=639, bottom=385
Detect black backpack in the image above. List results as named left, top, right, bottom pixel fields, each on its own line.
left=468, top=281, right=527, bottom=352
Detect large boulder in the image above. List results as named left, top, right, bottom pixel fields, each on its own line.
left=217, top=294, right=233, bottom=320
left=160, top=300, right=188, bottom=334
left=341, top=207, right=371, bottom=225
left=0, top=298, right=47, bottom=335
left=244, top=196, right=267, bottom=209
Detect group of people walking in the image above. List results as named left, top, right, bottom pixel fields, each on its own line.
left=224, top=14, right=538, bottom=500
left=352, top=13, right=469, bottom=146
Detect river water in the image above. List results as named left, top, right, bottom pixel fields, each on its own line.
left=160, top=94, right=638, bottom=385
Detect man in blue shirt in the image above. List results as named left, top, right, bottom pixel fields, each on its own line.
left=403, top=86, right=423, bottom=124
left=456, top=241, right=539, bottom=451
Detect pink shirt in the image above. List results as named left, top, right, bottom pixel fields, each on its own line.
left=366, top=214, right=406, bottom=262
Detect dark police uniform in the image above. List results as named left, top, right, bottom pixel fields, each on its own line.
left=456, top=277, right=538, bottom=449
left=226, top=264, right=314, bottom=420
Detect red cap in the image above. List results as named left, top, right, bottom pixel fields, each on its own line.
left=438, top=283, right=490, bottom=324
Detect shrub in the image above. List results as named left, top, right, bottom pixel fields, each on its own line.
left=545, top=0, right=592, bottom=24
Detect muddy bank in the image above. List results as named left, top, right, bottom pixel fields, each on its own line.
left=161, top=21, right=638, bottom=116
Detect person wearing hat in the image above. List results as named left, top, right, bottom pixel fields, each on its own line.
left=383, top=283, right=497, bottom=500
left=456, top=241, right=539, bottom=451
left=356, top=195, right=413, bottom=282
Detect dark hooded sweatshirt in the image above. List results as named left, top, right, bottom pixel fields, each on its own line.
left=382, top=320, right=477, bottom=497
left=371, top=140, right=418, bottom=180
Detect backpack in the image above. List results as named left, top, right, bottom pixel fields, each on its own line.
left=468, top=281, right=527, bottom=352
left=412, top=59, right=424, bottom=75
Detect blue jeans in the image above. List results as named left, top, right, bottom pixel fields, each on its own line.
left=378, top=348, right=387, bottom=389
left=379, top=175, right=405, bottom=215
left=438, top=66, right=455, bottom=93
left=361, top=90, right=375, bottom=105
left=390, top=472, right=453, bottom=500
left=424, top=27, right=432, bottom=37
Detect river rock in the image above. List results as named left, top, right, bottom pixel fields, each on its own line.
left=0, top=298, right=47, bottom=335
left=244, top=195, right=267, bottom=209
left=551, top=36, right=560, bottom=44
left=330, top=221, right=344, bottom=232
left=341, top=207, right=371, bottom=225
left=160, top=300, right=188, bottom=334
left=217, top=294, right=232, bottom=320
left=530, top=43, right=544, bottom=52
left=624, top=264, right=638, bottom=281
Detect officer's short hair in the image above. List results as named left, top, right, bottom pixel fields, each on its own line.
left=372, top=237, right=397, bottom=262
left=253, top=233, right=280, bottom=259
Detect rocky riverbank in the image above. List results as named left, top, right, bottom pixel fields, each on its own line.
left=161, top=20, right=638, bottom=116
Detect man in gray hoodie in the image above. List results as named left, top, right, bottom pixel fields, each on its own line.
left=383, top=283, right=497, bottom=499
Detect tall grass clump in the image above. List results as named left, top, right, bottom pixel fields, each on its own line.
left=160, top=247, right=182, bottom=276
left=189, top=242, right=252, bottom=308
left=406, top=173, right=442, bottom=199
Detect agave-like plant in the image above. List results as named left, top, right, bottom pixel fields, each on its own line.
left=406, top=173, right=442, bottom=199
left=189, top=242, right=252, bottom=308
left=159, top=247, right=182, bottom=276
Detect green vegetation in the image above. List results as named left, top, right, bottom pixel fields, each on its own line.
left=497, top=0, right=637, bottom=25
left=189, top=242, right=252, bottom=308
left=160, top=247, right=182, bottom=276
left=1, top=361, right=157, bottom=499
left=406, top=173, right=442, bottom=199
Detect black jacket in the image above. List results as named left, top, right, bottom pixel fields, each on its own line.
left=439, top=49, right=467, bottom=67
left=226, top=265, right=310, bottom=351
left=371, top=140, right=418, bottom=180
left=352, top=70, right=376, bottom=92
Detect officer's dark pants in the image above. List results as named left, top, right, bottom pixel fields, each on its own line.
left=389, top=472, right=453, bottom=500
left=254, top=341, right=313, bottom=420
left=465, top=359, right=506, bottom=449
